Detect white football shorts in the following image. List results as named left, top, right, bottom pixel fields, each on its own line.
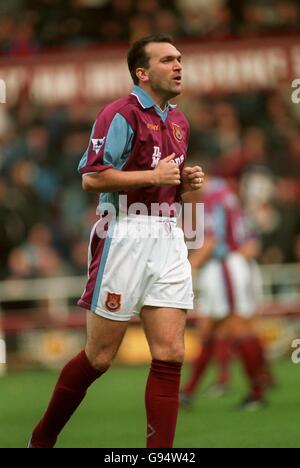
left=195, top=252, right=263, bottom=319
left=78, top=213, right=194, bottom=321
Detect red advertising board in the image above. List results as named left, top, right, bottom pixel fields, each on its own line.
left=0, top=35, right=299, bottom=104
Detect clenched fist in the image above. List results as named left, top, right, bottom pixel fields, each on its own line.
left=181, top=166, right=205, bottom=192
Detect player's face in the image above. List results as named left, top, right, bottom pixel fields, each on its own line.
left=145, top=42, right=182, bottom=99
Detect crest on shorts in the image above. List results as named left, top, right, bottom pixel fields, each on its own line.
left=171, top=123, right=183, bottom=142
left=105, top=292, right=121, bottom=312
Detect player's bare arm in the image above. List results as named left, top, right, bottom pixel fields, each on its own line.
left=82, top=152, right=180, bottom=192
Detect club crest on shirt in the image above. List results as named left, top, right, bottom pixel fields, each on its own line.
left=91, top=137, right=106, bottom=154
left=105, top=292, right=122, bottom=312
left=171, top=123, right=183, bottom=142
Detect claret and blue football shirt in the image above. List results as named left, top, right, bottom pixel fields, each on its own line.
left=78, top=85, right=190, bottom=215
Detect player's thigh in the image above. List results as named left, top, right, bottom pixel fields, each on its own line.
left=214, top=316, right=232, bottom=339
left=141, top=306, right=186, bottom=362
left=226, top=314, right=251, bottom=338
left=85, top=310, right=128, bottom=369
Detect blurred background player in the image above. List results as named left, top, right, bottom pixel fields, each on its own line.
left=203, top=331, right=232, bottom=397
left=180, top=156, right=273, bottom=410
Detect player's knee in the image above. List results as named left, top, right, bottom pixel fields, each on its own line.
left=229, top=315, right=250, bottom=338
left=201, top=329, right=214, bottom=342
left=87, top=351, right=114, bottom=372
left=152, top=342, right=184, bottom=363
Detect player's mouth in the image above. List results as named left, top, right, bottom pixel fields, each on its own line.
left=172, top=75, right=182, bottom=85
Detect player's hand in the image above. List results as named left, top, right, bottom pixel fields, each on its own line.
left=181, top=166, right=204, bottom=192
left=153, top=153, right=181, bottom=186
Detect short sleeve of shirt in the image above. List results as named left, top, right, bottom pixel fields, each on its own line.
left=78, top=112, right=133, bottom=175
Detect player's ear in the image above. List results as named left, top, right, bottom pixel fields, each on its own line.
left=136, top=68, right=149, bottom=83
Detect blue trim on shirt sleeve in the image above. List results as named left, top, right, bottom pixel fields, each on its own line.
left=78, top=121, right=96, bottom=172
left=103, top=113, right=134, bottom=169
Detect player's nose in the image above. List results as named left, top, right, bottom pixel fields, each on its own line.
left=174, top=60, right=182, bottom=70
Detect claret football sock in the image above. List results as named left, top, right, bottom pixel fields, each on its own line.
left=255, top=339, right=275, bottom=388
left=145, top=359, right=182, bottom=448
left=214, top=338, right=232, bottom=387
left=31, top=350, right=104, bottom=448
left=234, top=336, right=265, bottom=401
left=183, top=339, right=214, bottom=396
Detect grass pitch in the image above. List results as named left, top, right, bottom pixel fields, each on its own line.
left=0, top=358, right=299, bottom=448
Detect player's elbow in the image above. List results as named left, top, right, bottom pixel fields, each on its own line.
left=82, top=174, right=101, bottom=192
left=81, top=172, right=112, bottom=192
left=82, top=176, right=92, bottom=191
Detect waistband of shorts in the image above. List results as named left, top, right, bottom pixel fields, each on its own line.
left=99, top=210, right=178, bottom=223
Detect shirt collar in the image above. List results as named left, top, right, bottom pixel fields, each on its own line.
left=131, top=85, right=177, bottom=111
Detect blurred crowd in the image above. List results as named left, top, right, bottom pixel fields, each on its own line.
left=0, top=0, right=300, bottom=56
left=0, top=0, right=300, bottom=281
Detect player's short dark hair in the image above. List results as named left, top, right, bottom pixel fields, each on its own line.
left=127, top=34, right=174, bottom=85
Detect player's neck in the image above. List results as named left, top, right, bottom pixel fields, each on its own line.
left=140, top=84, right=169, bottom=111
